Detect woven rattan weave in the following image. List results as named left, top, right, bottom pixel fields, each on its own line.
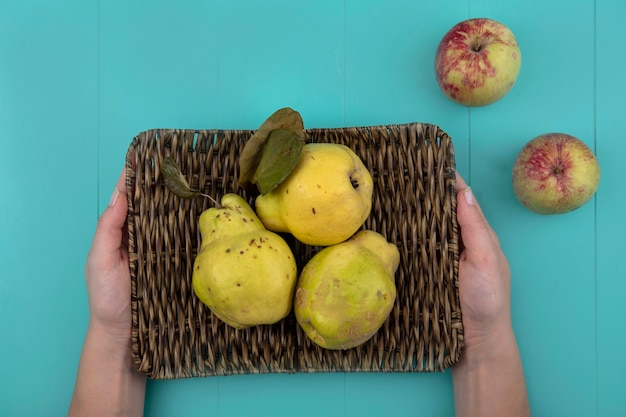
left=126, top=122, right=462, bottom=379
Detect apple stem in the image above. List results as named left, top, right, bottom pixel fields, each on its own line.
left=472, top=41, right=482, bottom=52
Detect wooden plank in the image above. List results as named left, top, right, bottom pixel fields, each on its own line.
left=98, top=1, right=222, bottom=414
left=216, top=0, right=346, bottom=129
left=98, top=0, right=221, bottom=206
left=0, top=0, right=99, bottom=414
left=596, top=0, right=626, bottom=415
left=468, top=1, right=597, bottom=415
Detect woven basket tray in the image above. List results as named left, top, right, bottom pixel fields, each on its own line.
left=126, top=122, right=462, bottom=379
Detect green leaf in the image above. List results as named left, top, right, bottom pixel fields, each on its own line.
left=238, top=107, right=305, bottom=190
left=253, top=129, right=304, bottom=195
left=161, top=156, right=201, bottom=199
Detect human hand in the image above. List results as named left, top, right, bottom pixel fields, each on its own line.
left=69, top=169, right=146, bottom=417
left=84, top=170, right=131, bottom=342
left=452, top=173, right=530, bottom=417
left=455, top=173, right=512, bottom=348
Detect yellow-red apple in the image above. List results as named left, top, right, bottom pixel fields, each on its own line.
left=434, top=18, right=522, bottom=107
left=512, top=133, right=600, bottom=214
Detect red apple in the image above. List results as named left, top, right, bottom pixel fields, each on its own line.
left=434, top=18, right=522, bottom=107
left=512, top=133, right=600, bottom=214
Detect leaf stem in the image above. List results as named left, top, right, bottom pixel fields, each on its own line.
left=201, top=193, right=221, bottom=207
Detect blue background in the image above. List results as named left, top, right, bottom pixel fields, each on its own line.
left=1, top=0, right=625, bottom=416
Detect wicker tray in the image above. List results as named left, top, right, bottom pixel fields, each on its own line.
left=126, top=122, right=462, bottom=379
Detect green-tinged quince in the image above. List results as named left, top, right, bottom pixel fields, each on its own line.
left=294, top=230, right=400, bottom=350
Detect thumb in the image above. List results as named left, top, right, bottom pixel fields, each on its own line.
left=90, top=171, right=128, bottom=263
left=456, top=186, right=497, bottom=256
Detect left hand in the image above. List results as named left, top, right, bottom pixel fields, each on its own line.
left=84, top=170, right=131, bottom=342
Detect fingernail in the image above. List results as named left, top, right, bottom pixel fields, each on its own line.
left=109, top=188, right=120, bottom=207
left=464, top=187, right=475, bottom=206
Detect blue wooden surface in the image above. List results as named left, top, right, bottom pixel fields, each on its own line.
left=1, top=1, right=625, bottom=415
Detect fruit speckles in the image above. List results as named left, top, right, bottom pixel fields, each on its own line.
left=248, top=237, right=267, bottom=248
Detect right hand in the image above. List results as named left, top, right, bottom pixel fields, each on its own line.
left=455, top=173, right=513, bottom=348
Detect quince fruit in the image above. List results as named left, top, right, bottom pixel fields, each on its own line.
left=255, top=143, right=373, bottom=246
left=192, top=193, right=298, bottom=329
left=294, top=230, right=400, bottom=350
